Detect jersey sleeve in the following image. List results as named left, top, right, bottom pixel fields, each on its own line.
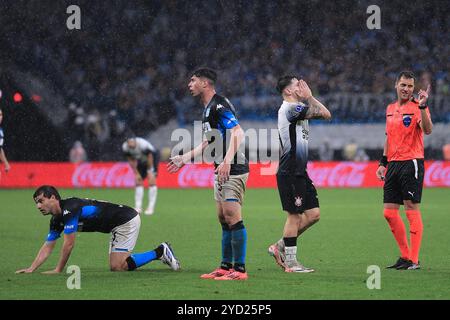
left=47, top=216, right=63, bottom=242
left=122, top=143, right=132, bottom=157
left=140, top=139, right=155, bottom=154
left=216, top=104, right=240, bottom=129
left=62, top=200, right=81, bottom=234
left=285, top=102, right=309, bottom=123
left=0, top=129, right=4, bottom=148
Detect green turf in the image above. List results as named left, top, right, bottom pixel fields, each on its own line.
left=1, top=187, right=449, bottom=300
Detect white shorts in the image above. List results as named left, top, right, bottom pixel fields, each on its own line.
left=109, top=214, right=141, bottom=254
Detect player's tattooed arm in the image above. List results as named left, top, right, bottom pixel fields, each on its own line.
left=304, top=96, right=332, bottom=120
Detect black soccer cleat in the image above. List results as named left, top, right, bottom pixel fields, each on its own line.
left=386, top=257, right=409, bottom=269
left=396, top=259, right=414, bottom=270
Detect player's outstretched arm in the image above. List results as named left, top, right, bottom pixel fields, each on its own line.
left=0, top=148, right=10, bottom=172
left=42, top=233, right=76, bottom=274
left=16, top=240, right=57, bottom=274
left=168, top=140, right=208, bottom=173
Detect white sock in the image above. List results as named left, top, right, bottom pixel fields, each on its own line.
left=148, top=186, right=158, bottom=211
left=135, top=186, right=144, bottom=210
left=285, top=246, right=297, bottom=263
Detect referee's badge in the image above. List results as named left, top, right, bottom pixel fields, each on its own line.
left=294, top=196, right=302, bottom=207
left=402, top=115, right=412, bottom=127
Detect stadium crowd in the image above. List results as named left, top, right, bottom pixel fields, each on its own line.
left=2, top=0, right=449, bottom=160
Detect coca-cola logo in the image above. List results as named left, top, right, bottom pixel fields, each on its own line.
left=72, top=163, right=135, bottom=187
left=178, top=165, right=215, bottom=187
left=425, top=162, right=450, bottom=187
left=307, top=162, right=368, bottom=187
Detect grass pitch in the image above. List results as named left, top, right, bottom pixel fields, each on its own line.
left=1, top=187, right=449, bottom=300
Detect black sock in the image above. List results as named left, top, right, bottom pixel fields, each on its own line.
left=283, top=237, right=297, bottom=247
left=155, top=245, right=164, bottom=259
left=126, top=256, right=137, bottom=271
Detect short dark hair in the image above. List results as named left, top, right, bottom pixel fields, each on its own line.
left=192, top=68, right=217, bottom=84
left=33, top=185, right=61, bottom=201
left=396, top=71, right=416, bottom=83
left=276, top=75, right=298, bottom=94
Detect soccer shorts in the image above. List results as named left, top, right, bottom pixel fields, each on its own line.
left=109, top=214, right=141, bottom=253
left=214, top=173, right=249, bottom=205
left=137, top=151, right=159, bottom=179
left=383, top=159, right=424, bottom=204
left=276, top=173, right=319, bottom=213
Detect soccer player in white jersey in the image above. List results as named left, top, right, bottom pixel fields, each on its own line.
left=122, top=137, right=159, bottom=215
left=0, top=108, right=11, bottom=177
left=268, top=76, right=331, bottom=272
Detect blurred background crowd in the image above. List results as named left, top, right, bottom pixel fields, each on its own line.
left=0, top=0, right=448, bottom=161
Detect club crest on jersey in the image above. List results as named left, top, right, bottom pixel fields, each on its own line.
left=294, top=196, right=302, bottom=207
left=402, top=115, right=412, bottom=127
left=295, top=105, right=305, bottom=112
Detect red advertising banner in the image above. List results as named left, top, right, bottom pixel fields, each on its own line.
left=1, top=161, right=449, bottom=188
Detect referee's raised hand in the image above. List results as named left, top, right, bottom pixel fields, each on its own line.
left=418, top=84, right=431, bottom=106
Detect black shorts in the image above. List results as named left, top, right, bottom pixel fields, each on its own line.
left=137, top=152, right=159, bottom=179
left=383, top=159, right=424, bottom=204
left=276, top=173, right=319, bottom=213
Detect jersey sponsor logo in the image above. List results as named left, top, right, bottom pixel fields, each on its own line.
left=402, top=115, right=412, bottom=127
left=65, top=225, right=75, bottom=230
left=202, top=122, right=212, bottom=133
left=294, top=196, right=302, bottom=207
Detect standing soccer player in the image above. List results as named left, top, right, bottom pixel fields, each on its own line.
left=168, top=68, right=250, bottom=280
left=376, top=71, right=432, bottom=270
left=122, top=137, right=159, bottom=215
left=268, top=76, right=331, bottom=272
left=0, top=108, right=11, bottom=176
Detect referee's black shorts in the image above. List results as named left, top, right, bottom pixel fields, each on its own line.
left=383, top=159, right=425, bottom=204
left=276, top=173, right=319, bottom=214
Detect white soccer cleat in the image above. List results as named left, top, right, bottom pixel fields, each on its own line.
left=144, top=207, right=154, bottom=215
left=284, top=260, right=315, bottom=273
left=160, top=242, right=180, bottom=271
left=268, top=243, right=287, bottom=270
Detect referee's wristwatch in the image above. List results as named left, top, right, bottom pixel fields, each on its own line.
left=419, top=104, right=428, bottom=109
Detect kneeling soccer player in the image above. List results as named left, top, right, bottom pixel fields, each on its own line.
left=16, top=185, right=180, bottom=274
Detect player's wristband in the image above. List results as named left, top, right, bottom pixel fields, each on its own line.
left=419, top=104, right=428, bottom=109
left=379, top=156, right=388, bottom=167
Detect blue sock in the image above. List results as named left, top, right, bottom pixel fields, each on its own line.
left=221, top=223, right=233, bottom=269
left=130, top=250, right=158, bottom=269
left=231, top=221, right=247, bottom=271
